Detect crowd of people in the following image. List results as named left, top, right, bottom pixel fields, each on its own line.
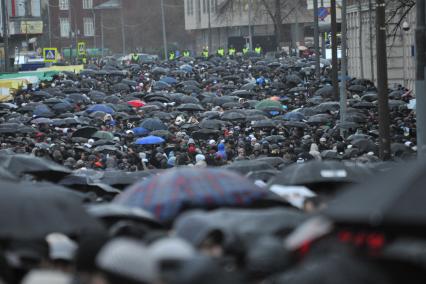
left=0, top=52, right=423, bottom=284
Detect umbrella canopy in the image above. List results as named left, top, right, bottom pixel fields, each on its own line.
left=268, top=161, right=372, bottom=189
left=177, top=103, right=205, bottom=111
left=127, top=100, right=146, bottom=108
left=225, top=160, right=276, bottom=175
left=175, top=208, right=305, bottom=246
left=87, top=104, right=115, bottom=115
left=315, top=85, right=334, bottom=97
left=87, top=203, right=162, bottom=229
left=140, top=118, right=167, bottom=131
left=92, top=131, right=114, bottom=141
left=0, top=154, right=71, bottom=182
left=252, top=119, right=277, bottom=129
left=255, top=99, right=282, bottom=111
left=72, top=127, right=98, bottom=138
left=0, top=181, right=104, bottom=240
left=114, top=168, right=271, bottom=223
left=192, top=129, right=221, bottom=140
left=325, top=160, right=426, bottom=234
left=135, top=135, right=165, bottom=145
left=282, top=112, right=306, bottom=121
left=221, top=111, right=246, bottom=121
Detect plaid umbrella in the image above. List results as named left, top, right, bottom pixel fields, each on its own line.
left=114, top=168, right=270, bottom=223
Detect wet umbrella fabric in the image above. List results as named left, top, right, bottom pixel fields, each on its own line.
left=325, top=160, right=426, bottom=232
left=135, top=136, right=165, bottom=145
left=0, top=154, right=71, bottom=181
left=268, top=161, right=371, bottom=187
left=0, top=181, right=104, bottom=240
left=225, top=160, right=276, bottom=175
left=87, top=104, right=115, bottom=115
left=72, top=127, right=98, bottom=138
left=114, top=168, right=270, bottom=223
left=140, top=118, right=167, bottom=131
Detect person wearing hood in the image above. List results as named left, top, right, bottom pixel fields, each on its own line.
left=195, top=154, right=207, bottom=168
left=309, top=143, right=322, bottom=160
left=215, top=142, right=227, bottom=162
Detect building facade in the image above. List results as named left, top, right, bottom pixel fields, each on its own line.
left=346, top=0, right=415, bottom=89
left=46, top=0, right=192, bottom=56
left=184, top=0, right=314, bottom=54
left=0, top=0, right=44, bottom=55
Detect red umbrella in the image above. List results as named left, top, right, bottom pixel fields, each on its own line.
left=127, top=100, right=146, bottom=108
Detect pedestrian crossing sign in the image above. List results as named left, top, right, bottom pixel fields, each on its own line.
left=78, top=42, right=86, bottom=56
left=43, top=48, right=58, bottom=63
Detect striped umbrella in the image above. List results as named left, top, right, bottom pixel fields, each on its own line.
left=114, top=168, right=270, bottom=223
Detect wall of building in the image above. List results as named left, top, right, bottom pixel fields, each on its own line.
left=346, top=0, right=415, bottom=90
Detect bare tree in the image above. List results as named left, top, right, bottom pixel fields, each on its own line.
left=217, top=0, right=306, bottom=49
left=386, top=0, right=415, bottom=42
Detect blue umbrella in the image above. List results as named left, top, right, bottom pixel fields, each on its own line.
left=86, top=104, right=115, bottom=115
left=180, top=64, right=193, bottom=73
left=160, top=76, right=178, bottom=85
left=282, top=112, right=306, bottom=121
left=33, top=105, right=55, bottom=118
left=132, top=127, right=150, bottom=137
left=114, top=168, right=270, bottom=223
left=135, top=135, right=165, bottom=145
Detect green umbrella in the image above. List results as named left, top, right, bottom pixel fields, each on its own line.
left=255, top=99, right=282, bottom=111
left=92, top=131, right=114, bottom=141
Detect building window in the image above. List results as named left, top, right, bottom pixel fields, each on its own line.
left=59, top=0, right=69, bottom=10
left=60, top=17, right=70, bottom=37
left=187, top=0, right=194, bottom=15
left=83, top=17, right=94, bottom=36
left=83, top=0, right=93, bottom=9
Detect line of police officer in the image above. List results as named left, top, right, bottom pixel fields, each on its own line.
left=167, top=44, right=263, bottom=60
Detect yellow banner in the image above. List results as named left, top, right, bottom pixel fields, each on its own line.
left=20, top=21, right=43, bottom=34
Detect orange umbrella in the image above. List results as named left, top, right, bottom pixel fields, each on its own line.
left=270, top=96, right=280, bottom=101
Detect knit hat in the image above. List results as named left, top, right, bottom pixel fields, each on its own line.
left=195, top=154, right=206, bottom=162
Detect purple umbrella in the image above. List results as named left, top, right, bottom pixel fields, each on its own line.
left=114, top=168, right=270, bottom=223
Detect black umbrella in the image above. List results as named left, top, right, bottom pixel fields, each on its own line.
left=348, top=84, right=367, bottom=92
left=361, top=93, right=378, bottom=102
left=140, top=118, right=167, bottom=131
left=87, top=203, right=162, bottom=229
left=351, top=138, right=377, bottom=154
left=199, top=119, right=226, bottom=130
left=315, top=85, right=334, bottom=97
left=268, top=161, right=371, bottom=188
left=179, top=96, right=200, bottom=104
left=256, top=157, right=286, bottom=168
left=313, top=102, right=340, bottom=113
left=282, top=121, right=309, bottom=129
left=0, top=167, right=17, bottom=182
left=353, top=101, right=375, bottom=109
left=265, top=135, right=286, bottom=143
left=307, top=114, right=333, bottom=124
left=176, top=103, right=205, bottom=111
left=72, top=127, right=98, bottom=138
left=222, top=102, right=242, bottom=109
left=325, top=160, right=426, bottom=234
left=252, top=119, right=277, bottom=129
left=225, top=160, right=275, bottom=175
left=88, top=91, right=107, bottom=103
left=192, top=129, right=221, bottom=140
left=0, top=181, right=105, bottom=239
left=232, top=90, right=255, bottom=98
left=0, top=154, right=71, bottom=182
left=221, top=111, right=246, bottom=121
